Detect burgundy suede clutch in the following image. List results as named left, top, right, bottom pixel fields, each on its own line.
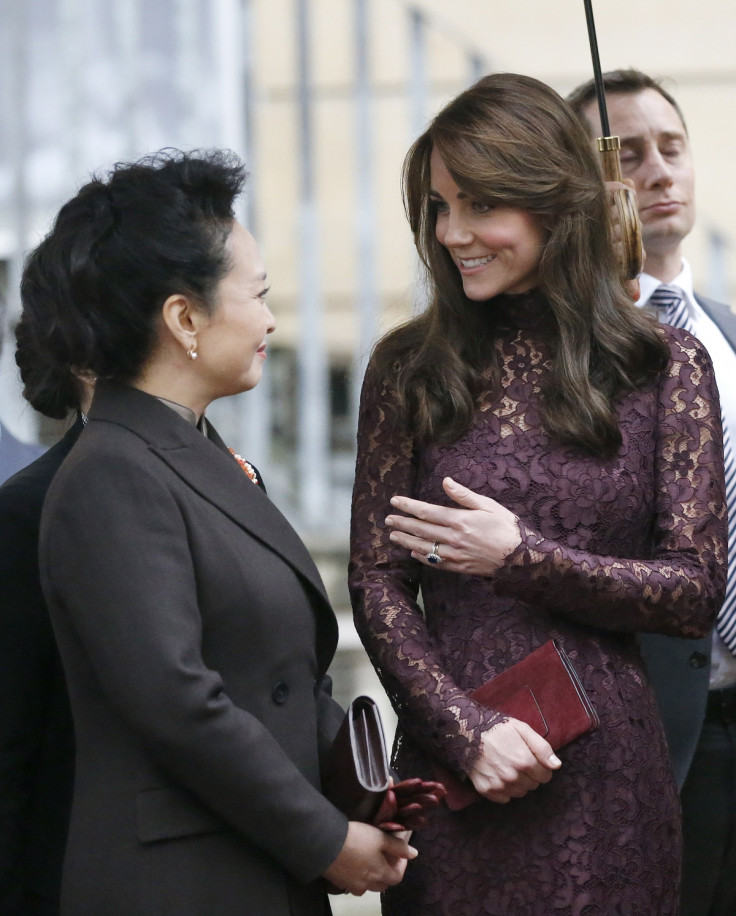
left=323, top=696, right=390, bottom=822
left=437, top=640, right=600, bottom=811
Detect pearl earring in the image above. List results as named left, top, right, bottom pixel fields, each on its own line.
left=186, top=344, right=198, bottom=361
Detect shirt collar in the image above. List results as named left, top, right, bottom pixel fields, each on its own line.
left=637, top=258, right=695, bottom=308
left=154, top=395, right=209, bottom=437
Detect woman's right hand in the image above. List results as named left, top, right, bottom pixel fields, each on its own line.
left=469, top=719, right=562, bottom=804
left=323, top=821, right=418, bottom=896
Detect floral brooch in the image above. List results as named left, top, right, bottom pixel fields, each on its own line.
left=229, top=448, right=259, bottom=485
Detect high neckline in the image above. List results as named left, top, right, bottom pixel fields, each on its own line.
left=489, top=288, right=553, bottom=334
left=155, top=395, right=210, bottom=438
left=155, top=395, right=198, bottom=426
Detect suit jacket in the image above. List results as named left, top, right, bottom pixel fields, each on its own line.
left=0, top=421, right=80, bottom=915
left=640, top=294, right=736, bottom=789
left=0, top=421, right=45, bottom=485
left=39, top=383, right=348, bottom=916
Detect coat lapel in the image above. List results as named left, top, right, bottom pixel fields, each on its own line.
left=89, top=383, right=332, bottom=610
left=696, top=294, right=736, bottom=355
left=157, top=439, right=332, bottom=607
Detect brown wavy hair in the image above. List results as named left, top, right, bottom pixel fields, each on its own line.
left=372, top=73, right=668, bottom=457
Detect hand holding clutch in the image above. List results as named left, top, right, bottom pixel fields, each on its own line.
left=436, top=640, right=599, bottom=810
left=323, top=696, right=446, bottom=831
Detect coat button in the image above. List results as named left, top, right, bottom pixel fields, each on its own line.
left=689, top=652, right=707, bottom=669
left=272, top=682, right=290, bottom=704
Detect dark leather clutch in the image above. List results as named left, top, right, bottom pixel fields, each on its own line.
left=323, top=696, right=390, bottom=822
left=437, top=639, right=600, bottom=810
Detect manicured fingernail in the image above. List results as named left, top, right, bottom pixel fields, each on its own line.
left=385, top=516, right=394, bottom=526
left=390, top=496, right=399, bottom=506
left=550, top=754, right=561, bottom=766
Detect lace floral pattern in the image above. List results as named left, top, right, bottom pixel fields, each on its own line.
left=348, top=298, right=727, bottom=914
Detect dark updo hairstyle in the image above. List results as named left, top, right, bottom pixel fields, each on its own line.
left=16, top=148, right=246, bottom=418
left=373, top=73, right=668, bottom=457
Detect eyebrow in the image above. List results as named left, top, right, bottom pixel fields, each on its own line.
left=620, top=130, right=687, bottom=145
left=428, top=189, right=467, bottom=201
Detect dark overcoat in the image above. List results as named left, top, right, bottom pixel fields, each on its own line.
left=39, top=383, right=348, bottom=916
left=0, top=421, right=80, bottom=914
left=0, top=420, right=44, bottom=485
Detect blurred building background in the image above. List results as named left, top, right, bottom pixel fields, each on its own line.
left=2, top=2, right=735, bottom=911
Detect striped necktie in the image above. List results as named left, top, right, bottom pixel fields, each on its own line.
left=650, top=284, right=736, bottom=652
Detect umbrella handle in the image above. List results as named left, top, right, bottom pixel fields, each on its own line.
left=597, top=137, right=644, bottom=281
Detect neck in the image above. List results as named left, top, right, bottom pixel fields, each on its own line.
left=133, top=364, right=209, bottom=421
left=79, top=387, right=95, bottom=416
left=642, top=243, right=684, bottom=285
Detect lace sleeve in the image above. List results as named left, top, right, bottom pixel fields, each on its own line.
left=348, top=363, right=502, bottom=774
left=494, top=330, right=727, bottom=636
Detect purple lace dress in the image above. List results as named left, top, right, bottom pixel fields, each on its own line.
left=349, top=293, right=727, bottom=916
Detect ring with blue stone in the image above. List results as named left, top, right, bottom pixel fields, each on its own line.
left=426, top=542, right=443, bottom=565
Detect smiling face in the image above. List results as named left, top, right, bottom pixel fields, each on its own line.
left=195, top=221, right=275, bottom=400
left=429, top=148, right=547, bottom=301
left=581, top=88, right=695, bottom=278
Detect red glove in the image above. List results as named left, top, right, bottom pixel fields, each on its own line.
left=374, top=778, right=447, bottom=832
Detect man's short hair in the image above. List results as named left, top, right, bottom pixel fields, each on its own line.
left=566, top=68, right=687, bottom=135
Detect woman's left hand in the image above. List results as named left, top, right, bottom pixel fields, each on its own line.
left=385, top=477, right=521, bottom=577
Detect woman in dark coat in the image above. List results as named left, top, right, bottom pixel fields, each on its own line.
left=349, top=74, right=727, bottom=915
left=23, top=150, right=415, bottom=915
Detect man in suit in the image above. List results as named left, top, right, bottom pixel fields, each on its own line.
left=568, top=69, right=736, bottom=916
left=0, top=422, right=80, bottom=915
left=0, top=421, right=44, bottom=485
left=0, top=364, right=92, bottom=914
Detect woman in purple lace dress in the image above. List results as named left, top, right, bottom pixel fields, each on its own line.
left=348, top=74, right=727, bottom=915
